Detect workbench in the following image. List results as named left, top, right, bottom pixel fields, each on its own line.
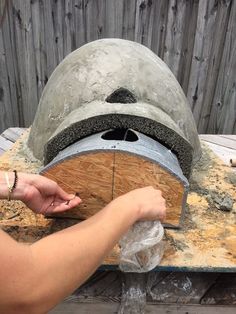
left=0, top=129, right=236, bottom=313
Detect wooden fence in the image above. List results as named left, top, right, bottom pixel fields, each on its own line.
left=0, top=0, right=235, bottom=134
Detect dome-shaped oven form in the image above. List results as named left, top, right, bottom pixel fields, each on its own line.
left=27, top=39, right=201, bottom=178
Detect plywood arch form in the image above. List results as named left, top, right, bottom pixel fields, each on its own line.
left=42, top=151, right=186, bottom=228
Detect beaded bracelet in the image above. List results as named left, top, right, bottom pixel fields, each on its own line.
left=4, top=170, right=18, bottom=201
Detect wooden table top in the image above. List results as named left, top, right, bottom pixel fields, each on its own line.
left=0, top=129, right=236, bottom=272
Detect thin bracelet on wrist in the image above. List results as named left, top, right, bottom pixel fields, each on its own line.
left=4, top=170, right=18, bottom=201
left=12, top=170, right=18, bottom=191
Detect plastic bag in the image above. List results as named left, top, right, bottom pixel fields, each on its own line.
left=119, top=221, right=165, bottom=272
left=118, top=273, right=146, bottom=314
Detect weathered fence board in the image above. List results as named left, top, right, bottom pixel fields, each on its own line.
left=0, top=0, right=235, bottom=134
left=207, top=0, right=236, bottom=134
left=198, top=0, right=232, bottom=133
left=0, top=15, right=16, bottom=129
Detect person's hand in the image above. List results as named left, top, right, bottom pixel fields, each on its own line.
left=12, top=172, right=81, bottom=214
left=114, top=186, right=166, bottom=222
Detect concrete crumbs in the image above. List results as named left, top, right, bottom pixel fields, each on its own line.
left=189, top=142, right=236, bottom=214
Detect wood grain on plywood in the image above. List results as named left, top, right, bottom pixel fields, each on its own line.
left=113, top=152, right=184, bottom=227
left=43, top=150, right=185, bottom=227
left=44, top=152, right=114, bottom=219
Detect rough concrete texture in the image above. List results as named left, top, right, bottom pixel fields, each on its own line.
left=206, top=192, right=234, bottom=212
left=27, top=39, right=201, bottom=177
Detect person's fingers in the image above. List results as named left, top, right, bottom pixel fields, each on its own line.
left=65, top=196, right=82, bottom=209
left=47, top=203, right=74, bottom=214
left=45, top=197, right=82, bottom=214
left=55, top=185, right=75, bottom=200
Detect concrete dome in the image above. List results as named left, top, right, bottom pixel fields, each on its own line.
left=28, top=39, right=201, bottom=178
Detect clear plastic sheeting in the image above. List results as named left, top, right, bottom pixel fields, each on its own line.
left=119, top=221, right=165, bottom=273
left=118, top=273, right=147, bottom=314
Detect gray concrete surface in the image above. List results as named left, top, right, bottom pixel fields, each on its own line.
left=27, top=39, right=201, bottom=177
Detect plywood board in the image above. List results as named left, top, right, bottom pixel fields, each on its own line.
left=113, top=152, right=184, bottom=227
left=42, top=150, right=185, bottom=227
left=44, top=152, right=114, bottom=219
left=0, top=130, right=236, bottom=271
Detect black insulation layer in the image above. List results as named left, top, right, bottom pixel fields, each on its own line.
left=44, top=114, right=193, bottom=178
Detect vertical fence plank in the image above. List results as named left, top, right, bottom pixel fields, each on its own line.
left=104, top=0, right=116, bottom=38
left=134, top=0, right=154, bottom=48
left=163, top=0, right=187, bottom=78
left=7, top=1, right=24, bottom=126
left=0, top=23, right=16, bottom=132
left=103, top=0, right=124, bottom=38
left=86, top=0, right=101, bottom=42
left=1, top=1, right=20, bottom=129
left=150, top=0, right=169, bottom=59
left=177, top=0, right=199, bottom=94
left=43, top=0, right=58, bottom=76
left=31, top=0, right=45, bottom=96
left=10, top=1, right=27, bottom=126
left=114, top=0, right=124, bottom=38
left=233, top=121, right=236, bottom=135
left=187, top=0, right=218, bottom=127
left=64, top=0, right=77, bottom=56
left=21, top=1, right=38, bottom=125
left=122, top=0, right=136, bottom=41
left=74, top=0, right=86, bottom=48
left=52, top=0, right=65, bottom=63
left=96, top=0, right=106, bottom=40
left=0, top=1, right=6, bottom=19
left=197, top=0, right=233, bottom=133
left=207, top=0, right=236, bottom=134
left=11, top=0, right=38, bottom=126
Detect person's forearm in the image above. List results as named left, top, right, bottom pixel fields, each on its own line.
left=9, top=198, right=138, bottom=313
left=0, top=171, right=165, bottom=313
